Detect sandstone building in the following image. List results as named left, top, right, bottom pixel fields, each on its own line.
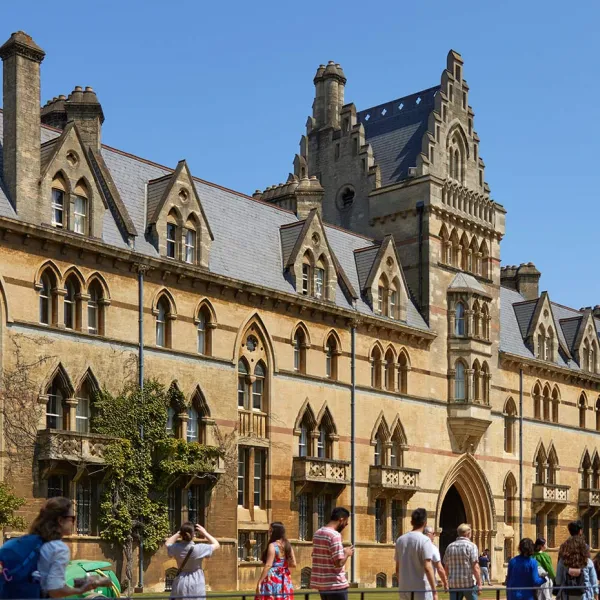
left=0, top=30, right=599, bottom=591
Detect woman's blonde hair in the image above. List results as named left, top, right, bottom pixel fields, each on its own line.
left=29, top=496, right=73, bottom=542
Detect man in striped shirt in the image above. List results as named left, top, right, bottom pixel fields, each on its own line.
left=311, top=507, right=354, bottom=600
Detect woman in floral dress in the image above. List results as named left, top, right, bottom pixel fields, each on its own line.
left=256, top=522, right=296, bottom=600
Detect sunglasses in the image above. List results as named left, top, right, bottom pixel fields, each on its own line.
left=62, top=515, right=76, bottom=522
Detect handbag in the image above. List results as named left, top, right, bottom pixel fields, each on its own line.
left=176, top=546, right=195, bottom=577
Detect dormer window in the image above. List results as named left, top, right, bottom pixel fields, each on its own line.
left=166, top=223, right=177, bottom=259
left=51, top=188, right=65, bottom=228
left=302, top=263, right=310, bottom=295
left=184, top=227, right=196, bottom=264
left=73, top=180, right=89, bottom=235
left=315, top=261, right=325, bottom=299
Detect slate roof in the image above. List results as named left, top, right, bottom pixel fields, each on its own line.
left=448, top=272, right=488, bottom=295
left=0, top=116, right=429, bottom=332
left=500, top=287, right=599, bottom=371
left=357, top=86, right=439, bottom=187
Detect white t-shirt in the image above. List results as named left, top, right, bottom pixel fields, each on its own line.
left=394, top=531, right=435, bottom=594
left=432, top=545, right=441, bottom=564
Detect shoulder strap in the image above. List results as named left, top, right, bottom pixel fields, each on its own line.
left=176, top=546, right=195, bottom=577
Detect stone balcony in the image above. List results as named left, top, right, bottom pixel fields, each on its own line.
left=578, top=488, right=600, bottom=510
left=447, top=402, right=492, bottom=453
left=238, top=410, right=268, bottom=446
left=37, top=429, right=117, bottom=465
left=369, top=465, right=420, bottom=496
left=532, top=483, right=570, bottom=513
left=292, top=456, right=350, bottom=497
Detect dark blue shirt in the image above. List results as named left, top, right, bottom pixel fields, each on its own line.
left=507, top=555, right=546, bottom=600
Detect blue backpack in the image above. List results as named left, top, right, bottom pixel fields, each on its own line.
left=0, top=535, right=44, bottom=599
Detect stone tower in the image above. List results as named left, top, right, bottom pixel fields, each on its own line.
left=0, top=31, right=45, bottom=219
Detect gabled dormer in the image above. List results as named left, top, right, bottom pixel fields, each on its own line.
left=146, top=160, right=213, bottom=268
left=354, top=235, right=408, bottom=321
left=280, top=209, right=354, bottom=303
left=570, top=310, right=599, bottom=374
left=522, top=292, right=567, bottom=363
left=40, top=122, right=107, bottom=238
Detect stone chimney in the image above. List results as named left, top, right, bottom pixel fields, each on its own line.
left=501, top=263, right=541, bottom=301
left=0, top=31, right=45, bottom=217
left=41, top=95, right=68, bottom=130
left=65, top=86, right=104, bottom=151
left=592, top=306, right=600, bottom=320
left=254, top=174, right=324, bottom=219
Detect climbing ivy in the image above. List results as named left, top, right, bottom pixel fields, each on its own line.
left=0, top=482, right=26, bottom=530
left=92, top=379, right=222, bottom=590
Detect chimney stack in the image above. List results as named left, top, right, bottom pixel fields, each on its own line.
left=501, top=263, right=541, bottom=301
left=64, top=86, right=104, bottom=151
left=0, top=31, right=45, bottom=217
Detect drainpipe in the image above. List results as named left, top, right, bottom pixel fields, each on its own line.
left=416, top=201, right=425, bottom=319
left=519, top=366, right=524, bottom=541
left=350, top=320, right=357, bottom=583
left=137, top=265, right=145, bottom=591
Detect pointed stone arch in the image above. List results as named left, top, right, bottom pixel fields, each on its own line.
left=190, top=385, right=210, bottom=418
left=62, top=266, right=86, bottom=289
left=370, top=411, right=391, bottom=444
left=316, top=403, right=337, bottom=435
left=85, top=271, right=111, bottom=300
left=0, top=272, right=13, bottom=323
left=34, top=260, right=62, bottom=288
left=533, top=440, right=547, bottom=466
left=42, top=362, right=74, bottom=397
left=294, top=398, right=317, bottom=434
left=291, top=321, right=312, bottom=347
left=390, top=415, right=408, bottom=446
left=193, top=297, right=217, bottom=325
left=151, top=287, right=178, bottom=317
left=233, top=311, right=277, bottom=372
left=322, top=329, right=342, bottom=353
left=74, top=366, right=100, bottom=396
left=436, top=454, right=496, bottom=551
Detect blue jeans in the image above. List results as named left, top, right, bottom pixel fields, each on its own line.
left=450, top=587, right=479, bottom=600
left=481, top=567, right=490, bottom=584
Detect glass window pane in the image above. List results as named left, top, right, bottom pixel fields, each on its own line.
left=252, top=378, right=263, bottom=411
left=298, top=494, right=310, bottom=541
left=197, top=313, right=206, bottom=354
left=166, top=407, right=176, bottom=437
left=52, top=189, right=64, bottom=228
left=168, top=487, right=181, bottom=531
left=76, top=480, right=92, bottom=535
left=76, top=396, right=90, bottom=434
left=238, top=448, right=246, bottom=507
left=74, top=196, right=86, bottom=234
left=166, top=223, right=177, bottom=258
left=253, top=450, right=263, bottom=507
left=315, top=268, right=324, bottom=299
left=187, top=486, right=202, bottom=525
left=184, top=228, right=196, bottom=264
left=187, top=407, right=199, bottom=442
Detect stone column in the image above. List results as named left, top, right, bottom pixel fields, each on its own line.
left=66, top=398, right=78, bottom=431
left=466, top=309, right=474, bottom=337
left=178, top=412, right=188, bottom=440
left=78, top=292, right=90, bottom=333
left=448, top=369, right=456, bottom=401
left=466, top=369, right=474, bottom=402
left=55, top=287, right=67, bottom=328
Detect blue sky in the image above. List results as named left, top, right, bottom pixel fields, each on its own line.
left=2, top=1, right=598, bottom=309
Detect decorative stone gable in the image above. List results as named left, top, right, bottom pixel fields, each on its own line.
left=39, top=122, right=106, bottom=238
left=146, top=160, right=213, bottom=268
left=282, top=210, right=338, bottom=302
left=357, top=236, right=408, bottom=322
left=526, top=293, right=562, bottom=363
left=572, top=310, right=599, bottom=373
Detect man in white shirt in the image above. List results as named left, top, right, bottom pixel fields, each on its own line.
left=394, top=508, right=438, bottom=600
left=424, top=525, right=449, bottom=592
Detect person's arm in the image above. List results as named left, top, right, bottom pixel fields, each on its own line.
left=556, top=560, right=565, bottom=586
left=435, top=560, right=449, bottom=592
left=45, top=543, right=101, bottom=599
left=196, top=524, right=219, bottom=551
left=256, top=543, right=276, bottom=593
left=288, top=546, right=297, bottom=569
left=473, top=561, right=482, bottom=589
left=531, top=559, right=546, bottom=587
left=424, top=559, right=439, bottom=599
left=331, top=534, right=353, bottom=568
left=165, top=532, right=180, bottom=546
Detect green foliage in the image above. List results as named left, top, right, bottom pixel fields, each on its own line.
left=0, top=482, right=26, bottom=530
left=92, top=379, right=221, bottom=582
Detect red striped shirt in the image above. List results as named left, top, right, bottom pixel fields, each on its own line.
left=310, top=527, right=348, bottom=591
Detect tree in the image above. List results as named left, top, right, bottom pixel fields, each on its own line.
left=0, top=482, right=26, bottom=530
left=92, top=379, right=223, bottom=591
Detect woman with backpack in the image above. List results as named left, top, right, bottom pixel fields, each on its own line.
left=556, top=536, right=598, bottom=600
left=255, top=522, right=296, bottom=600
left=31, top=496, right=107, bottom=598
left=533, top=538, right=555, bottom=600
left=165, top=522, right=220, bottom=599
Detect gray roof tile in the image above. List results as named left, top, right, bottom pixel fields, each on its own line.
left=357, top=86, right=439, bottom=186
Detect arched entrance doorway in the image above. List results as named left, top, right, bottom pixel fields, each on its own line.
left=436, top=454, right=496, bottom=557
left=439, top=484, right=467, bottom=558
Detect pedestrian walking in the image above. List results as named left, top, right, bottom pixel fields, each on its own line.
left=310, top=507, right=354, bottom=600
left=443, top=523, right=481, bottom=600
left=394, top=508, right=438, bottom=600
left=555, top=536, right=598, bottom=600
left=593, top=552, right=600, bottom=584
left=424, top=525, right=449, bottom=592
left=478, top=550, right=491, bottom=585
left=560, top=522, right=585, bottom=560
left=255, top=522, right=296, bottom=600
left=506, top=538, right=547, bottom=600
left=165, top=521, right=220, bottom=599
left=30, top=497, right=108, bottom=598
left=533, top=538, right=555, bottom=600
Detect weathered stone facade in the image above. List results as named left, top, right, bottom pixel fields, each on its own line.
left=0, top=30, right=599, bottom=592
